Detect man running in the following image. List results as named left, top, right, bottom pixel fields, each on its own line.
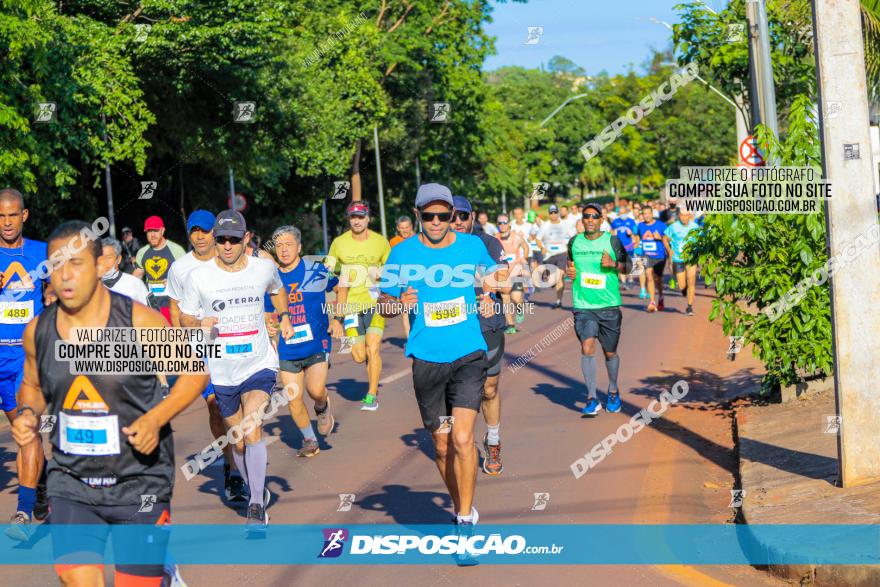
left=495, top=214, right=529, bottom=334
left=476, top=211, right=498, bottom=236
left=0, top=188, right=48, bottom=539
left=166, top=210, right=247, bottom=502
left=452, top=196, right=509, bottom=475
left=566, top=203, right=627, bottom=417
left=10, top=220, right=209, bottom=586
left=610, top=206, right=638, bottom=291
left=389, top=216, right=414, bottom=248
left=633, top=206, right=669, bottom=312
left=378, top=184, right=502, bottom=561
left=100, top=238, right=150, bottom=305
left=179, top=210, right=293, bottom=529
left=133, top=216, right=186, bottom=323
left=663, top=209, right=701, bottom=316
left=270, top=225, right=341, bottom=458
left=327, top=201, right=391, bottom=411
left=536, top=204, right=575, bottom=309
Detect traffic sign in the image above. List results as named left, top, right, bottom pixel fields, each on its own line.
left=234, top=193, right=247, bottom=212
left=739, top=135, right=765, bottom=167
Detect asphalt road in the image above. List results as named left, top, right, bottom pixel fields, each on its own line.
left=0, top=281, right=784, bottom=586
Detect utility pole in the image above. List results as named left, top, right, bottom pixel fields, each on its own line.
left=373, top=125, right=388, bottom=239
left=812, top=0, right=880, bottom=486
left=101, top=114, right=116, bottom=238
left=227, top=167, right=235, bottom=210
left=746, top=0, right=779, bottom=139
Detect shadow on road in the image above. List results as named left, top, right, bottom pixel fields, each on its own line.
left=531, top=382, right=586, bottom=414
left=329, top=377, right=368, bottom=403
left=400, top=428, right=434, bottom=460
left=357, top=484, right=452, bottom=524
left=384, top=336, right=407, bottom=350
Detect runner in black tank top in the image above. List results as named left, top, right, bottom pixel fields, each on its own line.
left=11, top=221, right=208, bottom=587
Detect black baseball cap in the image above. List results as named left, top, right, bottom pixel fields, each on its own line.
left=583, top=203, right=603, bottom=214
left=214, top=210, right=247, bottom=239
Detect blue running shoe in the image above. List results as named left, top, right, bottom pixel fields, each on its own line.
left=606, top=392, right=622, bottom=413
left=581, top=398, right=602, bottom=417
left=639, top=288, right=648, bottom=299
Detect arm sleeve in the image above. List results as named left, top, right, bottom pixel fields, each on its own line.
left=610, top=235, right=628, bottom=264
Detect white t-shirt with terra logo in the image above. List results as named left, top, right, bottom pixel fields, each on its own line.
left=179, top=256, right=282, bottom=386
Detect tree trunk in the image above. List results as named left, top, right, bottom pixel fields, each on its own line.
left=350, top=139, right=363, bottom=201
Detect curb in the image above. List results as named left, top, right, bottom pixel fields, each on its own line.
left=734, top=409, right=880, bottom=586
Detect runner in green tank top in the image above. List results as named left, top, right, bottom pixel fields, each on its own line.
left=565, top=203, right=628, bottom=418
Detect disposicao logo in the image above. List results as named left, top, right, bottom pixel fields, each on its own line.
left=319, top=528, right=348, bottom=558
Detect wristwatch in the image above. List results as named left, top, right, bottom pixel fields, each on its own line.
left=278, top=311, right=292, bottom=321
left=16, top=405, right=36, bottom=418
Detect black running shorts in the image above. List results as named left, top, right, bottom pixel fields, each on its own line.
left=412, top=350, right=487, bottom=432
left=573, top=308, right=623, bottom=353
left=645, top=257, right=666, bottom=277
left=483, top=328, right=505, bottom=377
left=280, top=352, right=329, bottom=374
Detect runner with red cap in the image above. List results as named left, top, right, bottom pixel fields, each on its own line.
left=327, top=201, right=391, bottom=411
left=132, top=216, right=185, bottom=324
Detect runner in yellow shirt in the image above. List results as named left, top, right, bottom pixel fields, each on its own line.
left=327, top=201, right=391, bottom=411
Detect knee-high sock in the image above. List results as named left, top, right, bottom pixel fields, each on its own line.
left=581, top=355, right=597, bottom=400
left=246, top=441, right=268, bottom=506
left=232, top=449, right=249, bottom=487
left=605, top=354, right=620, bottom=394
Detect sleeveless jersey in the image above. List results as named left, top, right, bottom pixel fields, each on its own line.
left=35, top=292, right=174, bottom=505
left=0, top=239, right=47, bottom=353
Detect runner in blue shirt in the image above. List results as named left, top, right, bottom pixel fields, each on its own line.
left=663, top=209, right=701, bottom=316
left=633, top=206, right=670, bottom=313
left=267, top=225, right=341, bottom=458
left=610, top=206, right=638, bottom=291
left=0, top=188, right=49, bottom=538
left=378, top=183, right=503, bottom=563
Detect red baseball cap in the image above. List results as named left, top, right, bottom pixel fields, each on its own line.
left=144, top=216, right=165, bottom=231
left=346, top=201, right=369, bottom=216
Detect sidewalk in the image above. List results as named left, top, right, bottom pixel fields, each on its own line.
left=736, top=389, right=880, bottom=585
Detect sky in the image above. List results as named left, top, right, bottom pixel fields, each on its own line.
left=482, top=0, right=727, bottom=74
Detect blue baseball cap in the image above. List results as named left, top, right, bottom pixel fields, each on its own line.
left=187, top=210, right=215, bottom=232
left=452, top=196, right=472, bottom=213
left=415, top=183, right=454, bottom=208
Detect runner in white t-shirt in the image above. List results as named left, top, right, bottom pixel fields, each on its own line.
left=100, top=238, right=150, bottom=305
left=179, top=210, right=293, bottom=532
left=536, top=205, right=576, bottom=309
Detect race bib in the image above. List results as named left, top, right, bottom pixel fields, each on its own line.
left=223, top=341, right=255, bottom=359
left=642, top=241, right=658, bottom=253
left=581, top=273, right=607, bottom=289
left=0, top=300, right=33, bottom=324
left=504, top=254, right=515, bottom=263
left=424, top=297, right=467, bottom=327
left=548, top=244, right=564, bottom=254
left=59, top=413, right=120, bottom=456
left=286, top=323, right=314, bottom=345
left=148, top=282, right=167, bottom=296
left=343, top=314, right=358, bottom=331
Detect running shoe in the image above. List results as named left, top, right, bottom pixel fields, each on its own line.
left=360, top=394, right=379, bottom=411
left=504, top=326, right=517, bottom=335
left=316, top=398, right=335, bottom=435
left=606, top=392, right=622, bottom=413
left=553, top=300, right=562, bottom=310
left=639, top=288, right=648, bottom=299
left=482, top=434, right=503, bottom=476
left=686, top=304, right=694, bottom=316
left=657, top=298, right=665, bottom=312
left=33, top=482, right=48, bottom=521
left=515, top=309, right=525, bottom=324
left=581, top=398, right=603, bottom=417
left=647, top=301, right=657, bottom=313
left=263, top=486, right=271, bottom=509
left=246, top=504, right=268, bottom=531
left=163, top=562, right=189, bottom=587
left=226, top=475, right=248, bottom=502
left=5, top=511, right=33, bottom=542
left=454, top=507, right=480, bottom=567
left=669, top=278, right=676, bottom=290
left=297, top=439, right=320, bottom=458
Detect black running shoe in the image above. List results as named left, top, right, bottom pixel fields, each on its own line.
left=33, top=483, right=49, bottom=521
left=226, top=475, right=248, bottom=502
left=246, top=504, right=268, bottom=531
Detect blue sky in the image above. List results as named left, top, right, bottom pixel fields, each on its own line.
left=483, top=0, right=725, bottom=74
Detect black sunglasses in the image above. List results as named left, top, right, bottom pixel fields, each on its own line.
left=455, top=211, right=471, bottom=221
left=582, top=213, right=602, bottom=220
left=497, top=220, right=509, bottom=225
left=420, top=211, right=453, bottom=223
left=549, top=210, right=559, bottom=214
left=217, top=236, right=243, bottom=245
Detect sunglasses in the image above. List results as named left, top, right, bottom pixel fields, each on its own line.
left=420, top=211, right=453, bottom=223
left=217, top=236, right=243, bottom=245
left=582, top=213, right=602, bottom=220
left=455, top=211, right=471, bottom=221
left=550, top=210, right=559, bottom=214
left=497, top=220, right=509, bottom=225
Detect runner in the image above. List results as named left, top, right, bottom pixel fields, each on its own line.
left=166, top=210, right=247, bottom=502
left=120, top=227, right=140, bottom=274
left=389, top=216, right=414, bottom=248
left=0, top=188, right=48, bottom=539
left=179, top=210, right=293, bottom=529
left=609, top=206, right=638, bottom=290
left=663, top=209, right=701, bottom=316
left=378, top=184, right=503, bottom=564
left=510, top=208, right=538, bottom=300
left=476, top=211, right=498, bottom=236
left=633, top=206, right=669, bottom=312
left=495, top=213, right=529, bottom=334
left=327, top=201, right=391, bottom=412
left=269, top=225, right=341, bottom=458
left=451, top=196, right=509, bottom=476
left=536, top=204, right=576, bottom=309
left=565, top=203, right=628, bottom=417
left=10, top=220, right=209, bottom=585
left=100, top=238, right=150, bottom=305
left=132, top=216, right=186, bottom=323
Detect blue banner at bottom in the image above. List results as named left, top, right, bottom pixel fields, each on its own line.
left=2, top=524, right=878, bottom=565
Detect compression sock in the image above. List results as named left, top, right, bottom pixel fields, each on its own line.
left=232, top=449, right=249, bottom=487
left=581, top=355, right=598, bottom=400
left=300, top=424, right=317, bottom=442
left=246, top=441, right=268, bottom=506
left=486, top=424, right=500, bottom=446
left=17, top=486, right=36, bottom=516
left=605, top=354, right=621, bottom=395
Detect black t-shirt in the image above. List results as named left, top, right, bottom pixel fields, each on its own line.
left=476, top=232, right=508, bottom=333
